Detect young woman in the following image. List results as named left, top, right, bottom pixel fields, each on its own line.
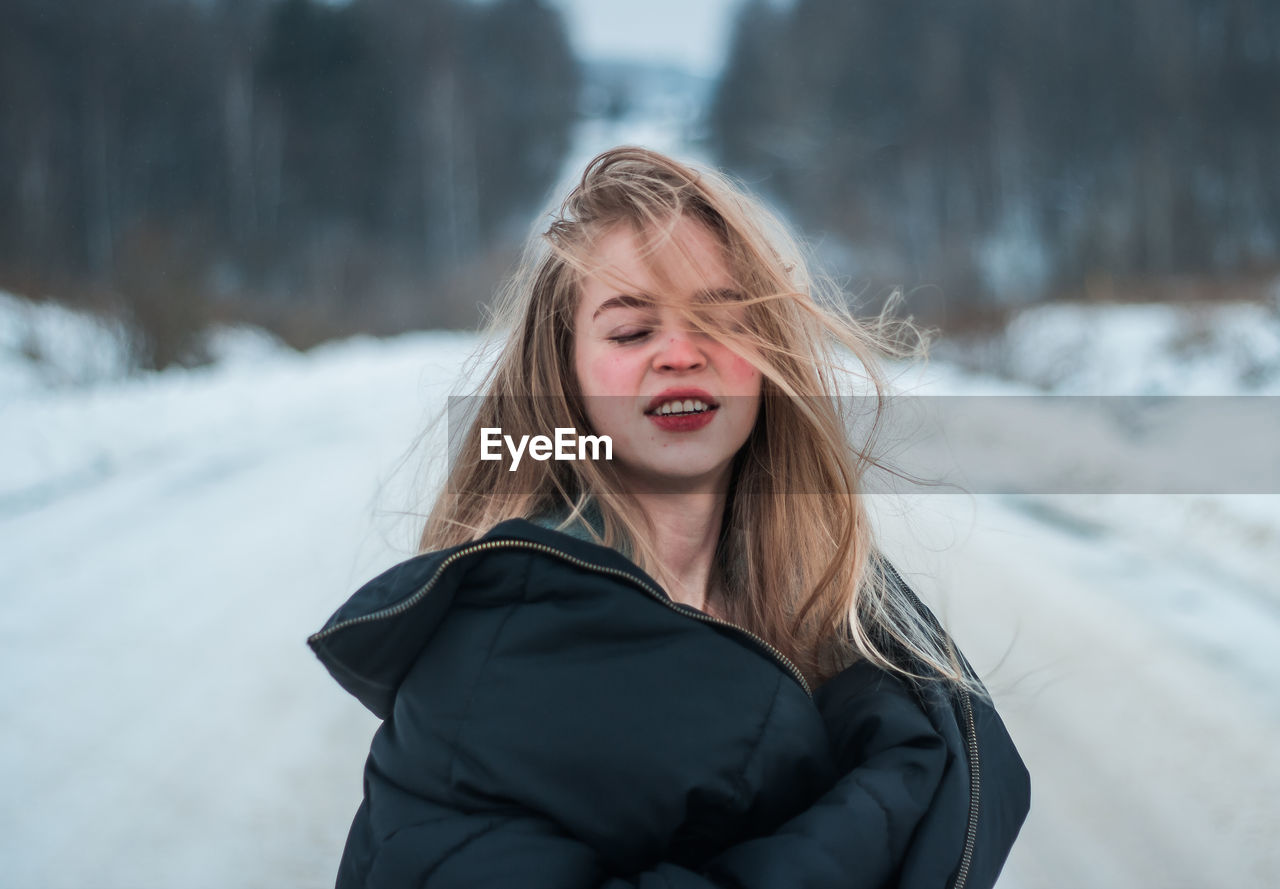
left=310, top=147, right=1030, bottom=888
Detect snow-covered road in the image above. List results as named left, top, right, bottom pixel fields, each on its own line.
left=2, top=332, right=469, bottom=888
left=877, top=495, right=1280, bottom=888
left=4, top=323, right=1279, bottom=888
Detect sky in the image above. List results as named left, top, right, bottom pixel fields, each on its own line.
left=549, top=0, right=747, bottom=77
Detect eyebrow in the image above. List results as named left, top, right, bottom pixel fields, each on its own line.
left=591, top=288, right=745, bottom=321
left=592, top=293, right=653, bottom=321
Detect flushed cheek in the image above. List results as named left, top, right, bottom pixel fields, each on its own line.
left=586, top=354, right=642, bottom=395
left=723, top=352, right=762, bottom=389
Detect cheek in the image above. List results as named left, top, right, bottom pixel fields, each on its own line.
left=578, top=355, right=642, bottom=440
left=577, top=345, right=643, bottom=403
left=723, top=352, right=763, bottom=391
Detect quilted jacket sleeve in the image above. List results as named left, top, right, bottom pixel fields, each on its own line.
left=397, top=664, right=947, bottom=889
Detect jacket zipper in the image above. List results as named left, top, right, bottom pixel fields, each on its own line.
left=951, top=686, right=981, bottom=889
left=877, top=558, right=982, bottom=889
left=308, top=537, right=812, bottom=698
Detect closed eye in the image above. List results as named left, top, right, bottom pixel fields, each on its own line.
left=608, top=330, right=651, bottom=344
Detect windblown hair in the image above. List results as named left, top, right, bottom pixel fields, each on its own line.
left=419, top=145, right=977, bottom=694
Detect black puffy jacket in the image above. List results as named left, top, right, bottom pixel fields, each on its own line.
left=309, top=517, right=1030, bottom=888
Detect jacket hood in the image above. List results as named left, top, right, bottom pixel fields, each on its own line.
left=307, top=518, right=670, bottom=719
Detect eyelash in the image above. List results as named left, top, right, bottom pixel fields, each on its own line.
left=608, top=330, right=651, bottom=344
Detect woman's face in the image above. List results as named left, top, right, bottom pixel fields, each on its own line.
left=572, top=216, right=763, bottom=492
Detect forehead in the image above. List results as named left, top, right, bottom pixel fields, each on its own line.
left=578, top=216, right=734, bottom=306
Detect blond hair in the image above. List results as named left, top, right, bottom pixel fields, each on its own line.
left=419, top=145, right=975, bottom=693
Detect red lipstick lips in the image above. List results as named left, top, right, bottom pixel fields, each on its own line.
left=644, top=387, right=719, bottom=432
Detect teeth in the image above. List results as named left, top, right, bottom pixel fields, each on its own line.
left=656, top=399, right=710, bottom=415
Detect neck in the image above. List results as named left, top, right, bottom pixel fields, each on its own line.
left=631, top=489, right=727, bottom=614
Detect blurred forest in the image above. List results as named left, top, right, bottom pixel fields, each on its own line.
left=0, top=0, right=578, bottom=366
left=711, top=0, right=1280, bottom=324
left=3, top=0, right=1279, bottom=366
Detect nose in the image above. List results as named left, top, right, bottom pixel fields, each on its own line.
left=652, top=327, right=707, bottom=372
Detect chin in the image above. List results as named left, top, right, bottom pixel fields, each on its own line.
left=618, top=459, right=735, bottom=493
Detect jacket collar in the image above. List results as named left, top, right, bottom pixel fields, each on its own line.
left=482, top=515, right=651, bottom=589
left=308, top=515, right=670, bottom=718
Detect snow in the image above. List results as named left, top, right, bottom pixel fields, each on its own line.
left=547, top=62, right=716, bottom=202
left=0, top=291, right=134, bottom=398
left=876, top=492, right=1280, bottom=888
left=2, top=288, right=1279, bottom=888
left=1, top=291, right=479, bottom=886
left=991, top=299, right=1280, bottom=395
